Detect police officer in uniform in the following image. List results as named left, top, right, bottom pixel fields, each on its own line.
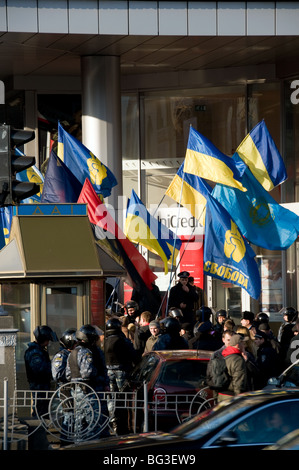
left=277, top=307, right=298, bottom=362
left=24, top=325, right=58, bottom=417
left=52, top=328, right=77, bottom=386
left=66, top=324, right=110, bottom=437
left=105, top=317, right=137, bottom=391
left=66, top=324, right=109, bottom=391
left=168, top=271, right=199, bottom=324
left=51, top=328, right=77, bottom=444
left=104, top=317, right=138, bottom=434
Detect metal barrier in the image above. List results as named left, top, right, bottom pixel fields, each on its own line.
left=0, top=379, right=214, bottom=449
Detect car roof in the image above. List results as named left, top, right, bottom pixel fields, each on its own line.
left=146, top=350, right=213, bottom=361
left=226, top=388, right=299, bottom=403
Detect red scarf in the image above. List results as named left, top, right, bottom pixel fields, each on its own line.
left=222, top=346, right=242, bottom=357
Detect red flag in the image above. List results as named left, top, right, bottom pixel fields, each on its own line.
left=78, top=178, right=156, bottom=290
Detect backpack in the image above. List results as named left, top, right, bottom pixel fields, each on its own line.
left=206, top=353, right=230, bottom=391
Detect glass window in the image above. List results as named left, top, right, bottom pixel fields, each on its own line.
left=129, top=354, right=159, bottom=384
left=1, top=283, right=31, bottom=388
left=258, top=253, right=283, bottom=319
left=284, top=79, right=299, bottom=203
left=142, top=86, right=246, bottom=207
left=226, top=400, right=299, bottom=445
left=284, top=361, right=299, bottom=387
left=159, top=360, right=207, bottom=387
left=44, top=285, right=78, bottom=357
left=247, top=82, right=281, bottom=204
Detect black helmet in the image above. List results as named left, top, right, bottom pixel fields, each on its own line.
left=33, top=325, right=58, bottom=344
left=60, top=328, right=77, bottom=349
left=76, top=324, right=99, bottom=346
left=196, top=306, right=212, bottom=322
left=168, top=308, right=183, bottom=319
left=279, top=307, right=298, bottom=322
left=163, top=317, right=181, bottom=335
left=256, top=312, right=269, bottom=323
left=216, top=309, right=227, bottom=320
left=125, top=300, right=139, bottom=312
left=106, top=317, right=122, bottom=331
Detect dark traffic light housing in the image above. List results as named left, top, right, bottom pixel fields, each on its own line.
left=0, top=124, right=40, bottom=205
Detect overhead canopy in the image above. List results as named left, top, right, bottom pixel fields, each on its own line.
left=0, top=212, right=126, bottom=279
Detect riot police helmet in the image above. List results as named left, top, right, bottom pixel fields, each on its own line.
left=33, top=325, right=58, bottom=344
left=216, top=309, right=227, bottom=320
left=125, top=300, right=139, bottom=312
left=168, top=307, right=183, bottom=319
left=195, top=306, right=213, bottom=323
left=106, top=317, right=122, bottom=331
left=59, top=328, right=77, bottom=349
left=76, top=324, right=99, bottom=346
left=279, top=307, right=298, bottom=323
left=163, top=317, right=181, bottom=335
left=256, top=312, right=269, bottom=324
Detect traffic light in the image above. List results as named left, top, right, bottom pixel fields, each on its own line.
left=0, top=124, right=40, bottom=205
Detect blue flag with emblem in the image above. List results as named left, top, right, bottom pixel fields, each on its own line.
left=124, top=189, right=182, bottom=274
left=235, top=119, right=287, bottom=191
left=212, top=155, right=299, bottom=250
left=204, top=192, right=261, bottom=300
left=57, top=121, right=117, bottom=198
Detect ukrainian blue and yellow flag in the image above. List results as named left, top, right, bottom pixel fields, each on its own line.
left=235, top=120, right=287, bottom=191
left=15, top=148, right=44, bottom=203
left=57, top=122, right=117, bottom=198
left=204, top=192, right=261, bottom=300
left=212, top=154, right=299, bottom=250
left=124, top=189, right=182, bottom=274
left=165, top=163, right=212, bottom=226
left=183, top=126, right=247, bottom=192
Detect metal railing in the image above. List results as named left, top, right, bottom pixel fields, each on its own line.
left=0, top=379, right=215, bottom=449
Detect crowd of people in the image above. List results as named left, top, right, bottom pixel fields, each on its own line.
left=24, top=270, right=299, bottom=440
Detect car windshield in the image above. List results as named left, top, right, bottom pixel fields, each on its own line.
left=283, top=361, right=299, bottom=387
left=171, top=395, right=267, bottom=439
left=129, top=355, right=159, bottom=383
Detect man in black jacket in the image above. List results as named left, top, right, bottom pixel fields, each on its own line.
left=24, top=325, right=58, bottom=417
left=105, top=317, right=137, bottom=390
left=254, top=329, right=280, bottom=388
left=104, top=317, right=138, bottom=434
left=168, top=271, right=199, bottom=324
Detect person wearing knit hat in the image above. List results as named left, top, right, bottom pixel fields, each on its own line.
left=143, top=320, right=161, bottom=354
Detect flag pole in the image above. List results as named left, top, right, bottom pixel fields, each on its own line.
left=155, top=212, right=206, bottom=319
left=163, top=160, right=188, bottom=314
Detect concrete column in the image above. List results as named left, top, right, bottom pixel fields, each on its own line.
left=81, top=56, right=123, bottom=211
